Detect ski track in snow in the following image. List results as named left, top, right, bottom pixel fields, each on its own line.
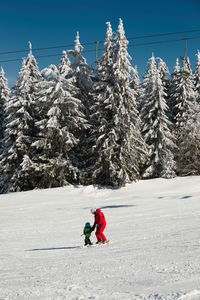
left=0, top=176, right=200, bottom=299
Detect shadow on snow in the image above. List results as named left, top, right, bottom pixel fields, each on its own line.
left=25, top=246, right=81, bottom=251
left=181, top=195, right=192, bottom=199
left=100, top=205, right=135, bottom=209
left=84, top=204, right=135, bottom=210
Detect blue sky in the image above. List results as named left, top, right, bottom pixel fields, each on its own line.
left=0, top=0, right=200, bottom=86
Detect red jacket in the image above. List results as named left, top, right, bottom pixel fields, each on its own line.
left=93, top=209, right=106, bottom=228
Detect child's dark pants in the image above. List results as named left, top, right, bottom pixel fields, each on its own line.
left=85, top=237, right=92, bottom=245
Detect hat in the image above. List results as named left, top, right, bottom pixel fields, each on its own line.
left=90, top=207, right=96, bottom=214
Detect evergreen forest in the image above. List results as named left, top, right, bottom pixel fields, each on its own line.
left=0, top=19, right=200, bottom=193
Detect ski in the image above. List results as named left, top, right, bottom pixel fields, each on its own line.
left=81, top=240, right=109, bottom=248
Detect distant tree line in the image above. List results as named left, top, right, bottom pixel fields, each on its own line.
left=0, top=19, right=200, bottom=193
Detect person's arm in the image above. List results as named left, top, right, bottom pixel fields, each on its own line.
left=91, top=214, right=98, bottom=231
left=91, top=225, right=95, bottom=231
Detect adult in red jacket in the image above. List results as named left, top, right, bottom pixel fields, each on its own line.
left=91, top=208, right=107, bottom=243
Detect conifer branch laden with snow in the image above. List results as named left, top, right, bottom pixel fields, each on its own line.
left=130, top=65, right=141, bottom=110
left=0, top=44, right=42, bottom=193
left=194, top=50, right=200, bottom=103
left=91, top=19, right=147, bottom=186
left=29, top=51, right=90, bottom=188
left=0, top=67, right=10, bottom=190
left=0, top=67, right=10, bottom=153
left=170, top=57, right=200, bottom=175
left=140, top=54, right=176, bottom=178
left=70, top=32, right=93, bottom=103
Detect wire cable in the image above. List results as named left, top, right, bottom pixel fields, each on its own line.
left=127, top=29, right=200, bottom=41
left=0, top=34, right=200, bottom=63
left=129, top=35, right=200, bottom=48
left=0, top=29, right=200, bottom=56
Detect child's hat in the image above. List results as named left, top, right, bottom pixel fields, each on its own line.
left=85, top=222, right=91, bottom=227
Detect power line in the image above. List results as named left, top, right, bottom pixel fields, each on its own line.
left=0, top=29, right=200, bottom=56
left=127, top=29, right=200, bottom=41
left=0, top=42, right=96, bottom=56
left=0, top=49, right=98, bottom=63
left=129, top=35, right=200, bottom=47
left=0, top=34, right=200, bottom=64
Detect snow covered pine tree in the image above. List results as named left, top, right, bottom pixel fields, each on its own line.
left=30, top=51, right=89, bottom=189
left=0, top=67, right=10, bottom=154
left=140, top=54, right=176, bottom=178
left=0, top=42, right=41, bottom=193
left=68, top=32, right=93, bottom=183
left=194, top=50, right=200, bottom=104
left=0, top=67, right=10, bottom=189
left=91, top=19, right=147, bottom=186
left=170, top=57, right=199, bottom=175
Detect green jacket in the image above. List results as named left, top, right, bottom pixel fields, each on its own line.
left=84, top=226, right=92, bottom=238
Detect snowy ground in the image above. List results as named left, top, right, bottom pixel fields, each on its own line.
left=1, top=176, right=200, bottom=300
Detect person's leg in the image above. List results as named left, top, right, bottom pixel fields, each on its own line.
left=95, top=229, right=102, bottom=242
left=85, top=237, right=90, bottom=245
left=98, top=225, right=107, bottom=242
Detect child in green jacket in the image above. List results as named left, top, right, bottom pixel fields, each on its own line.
left=83, top=222, right=92, bottom=246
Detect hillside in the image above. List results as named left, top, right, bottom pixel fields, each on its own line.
left=1, top=176, right=200, bottom=299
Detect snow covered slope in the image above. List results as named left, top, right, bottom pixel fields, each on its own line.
left=1, top=176, right=200, bottom=299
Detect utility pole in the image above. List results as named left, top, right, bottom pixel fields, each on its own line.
left=180, top=38, right=190, bottom=76
left=95, top=41, right=99, bottom=63
left=180, top=38, right=188, bottom=65
left=184, top=38, right=187, bottom=58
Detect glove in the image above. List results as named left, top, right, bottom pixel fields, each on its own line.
left=90, top=225, right=95, bottom=232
